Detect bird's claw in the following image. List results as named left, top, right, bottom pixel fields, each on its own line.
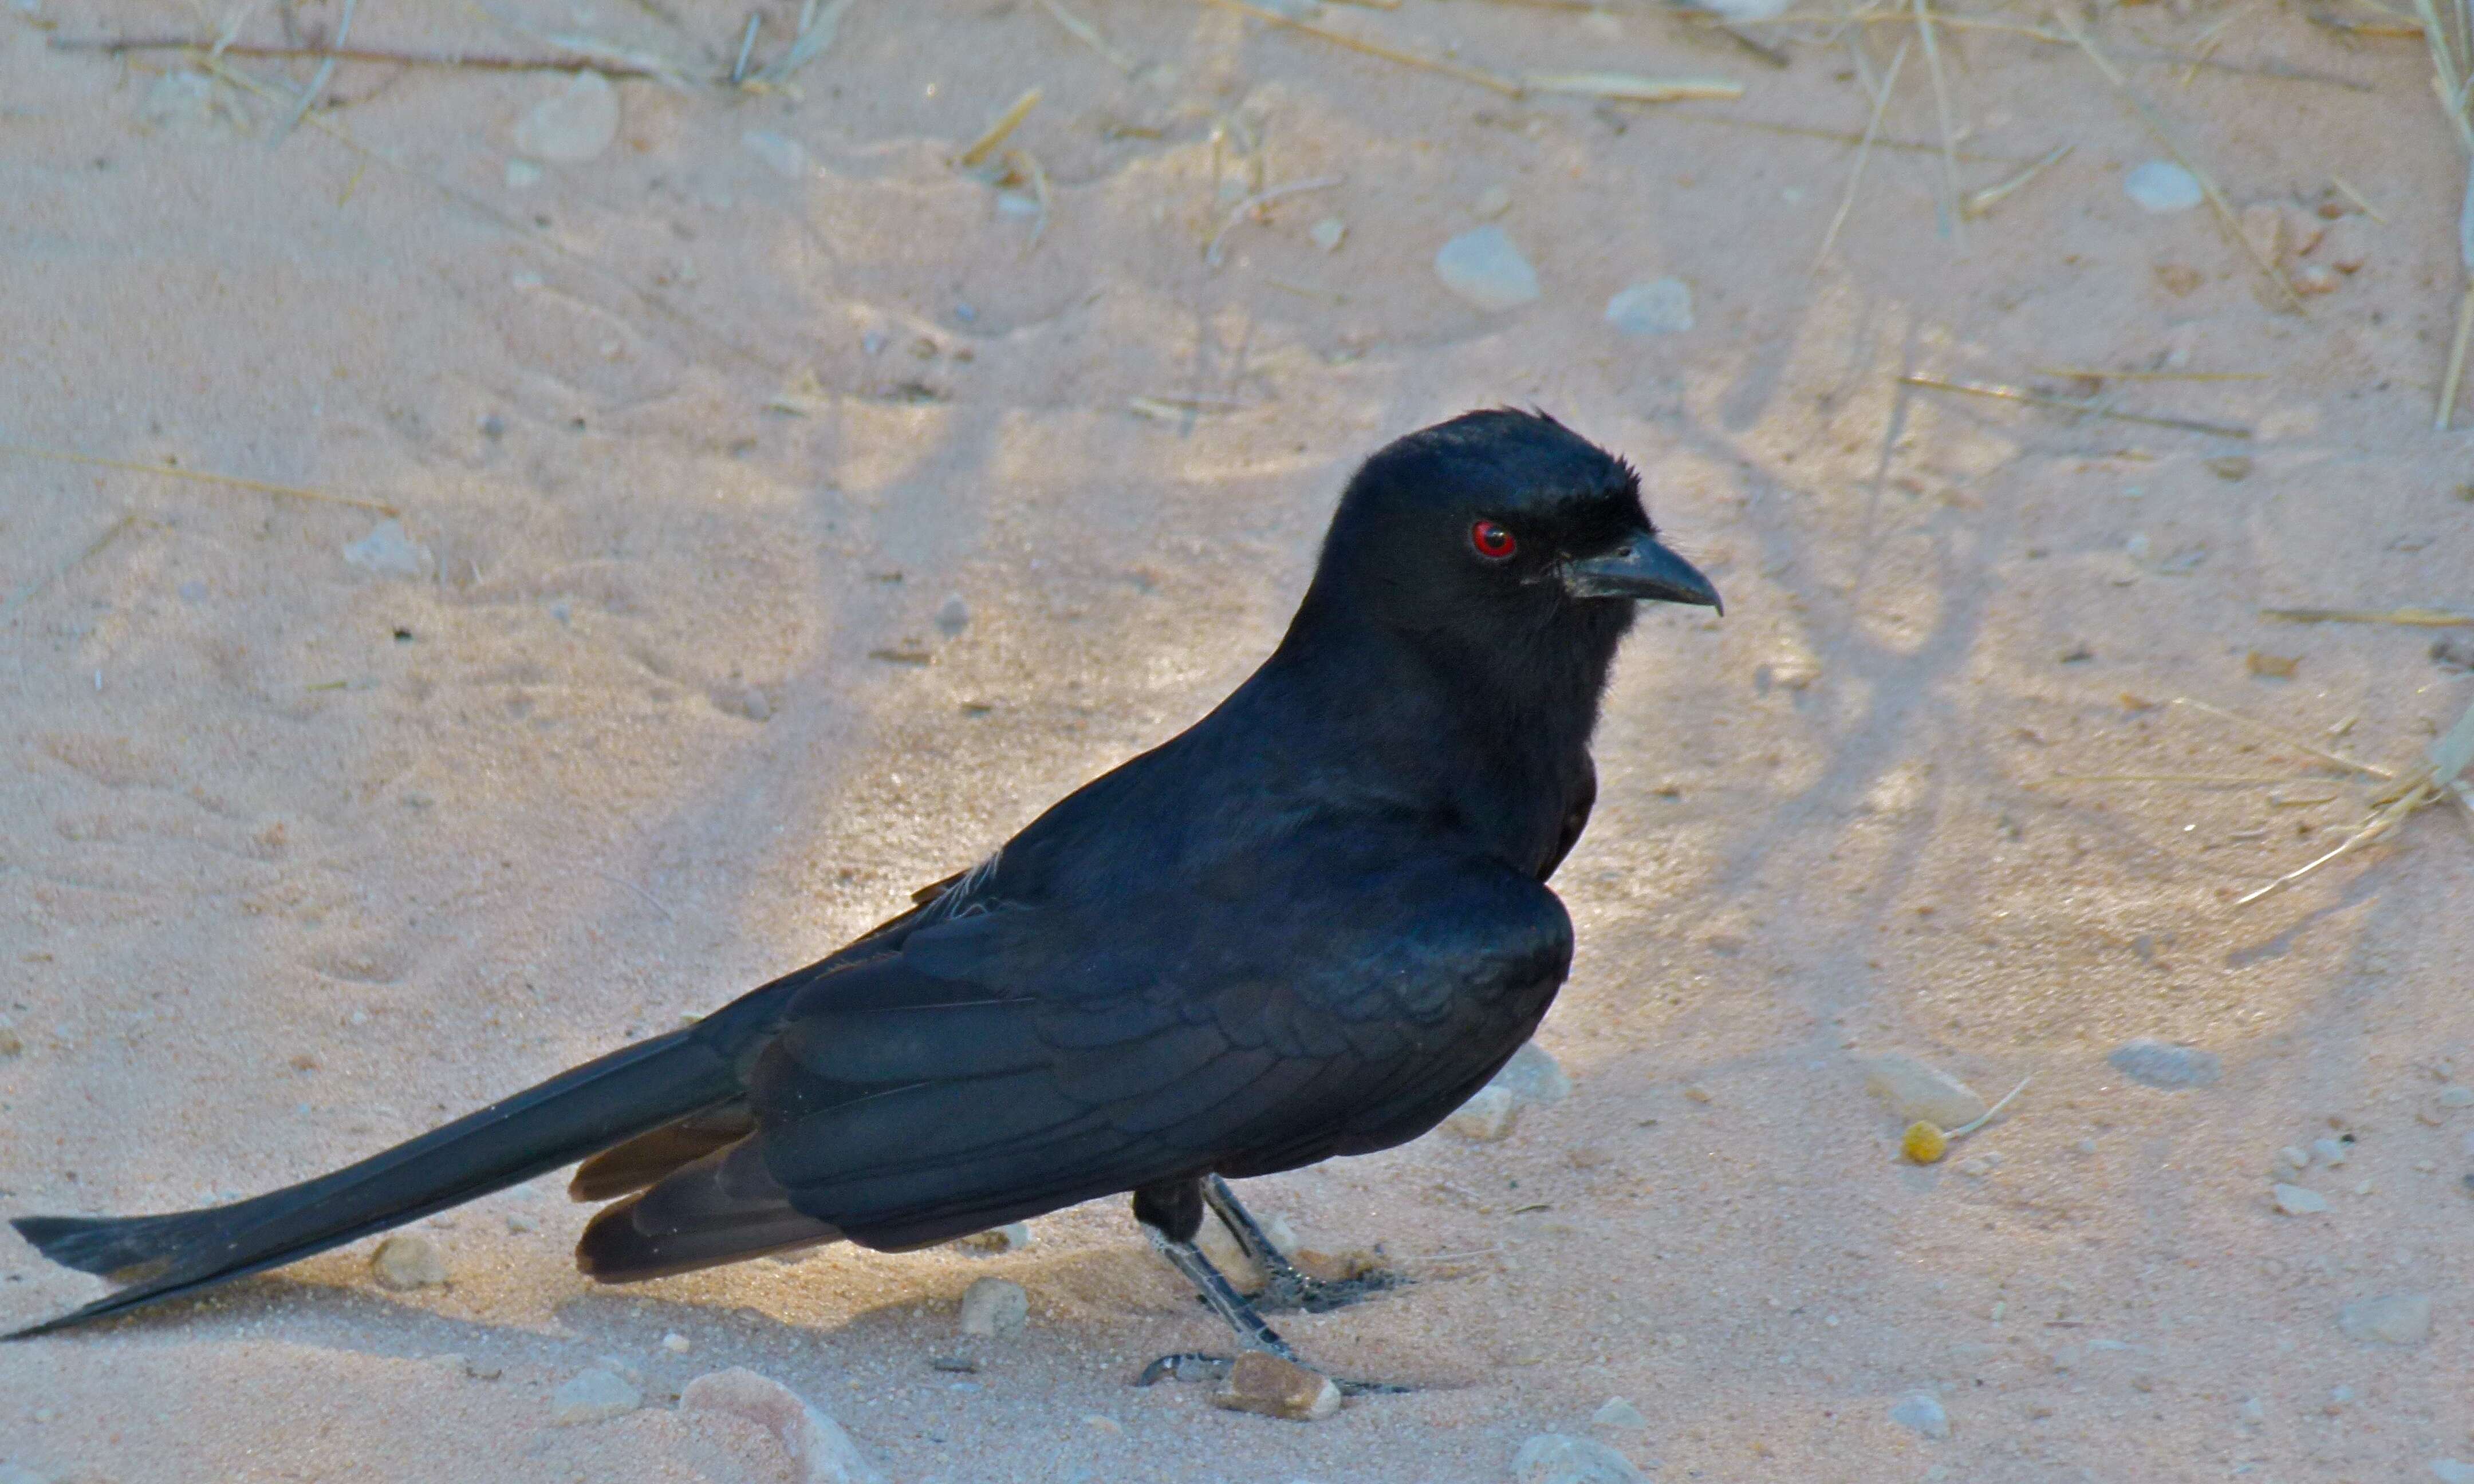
left=1256, top=1264, right=1405, bottom=1315
left=1132, top=1351, right=1412, bottom=1396
left=1134, top=1351, right=1234, bottom=1386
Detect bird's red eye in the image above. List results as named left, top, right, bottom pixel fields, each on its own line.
left=1471, top=520, right=1518, bottom=560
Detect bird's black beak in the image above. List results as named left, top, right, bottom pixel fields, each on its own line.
left=1561, top=535, right=1723, bottom=614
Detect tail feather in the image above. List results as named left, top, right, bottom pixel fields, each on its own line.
left=568, top=1104, right=757, bottom=1202
left=576, top=1138, right=838, bottom=1284
left=9, top=1027, right=741, bottom=1339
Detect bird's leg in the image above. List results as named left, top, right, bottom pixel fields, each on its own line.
left=1129, top=1178, right=1409, bottom=1396
left=1133, top=1223, right=1297, bottom=1386
left=1202, top=1174, right=1404, bottom=1315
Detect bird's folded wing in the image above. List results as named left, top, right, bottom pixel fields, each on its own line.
left=746, top=853, right=1571, bottom=1249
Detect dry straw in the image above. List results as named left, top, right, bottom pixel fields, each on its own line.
left=2412, top=0, right=2474, bottom=426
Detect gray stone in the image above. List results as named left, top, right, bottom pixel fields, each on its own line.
left=344, top=519, right=434, bottom=580
left=514, top=71, right=620, bottom=164
left=1604, top=279, right=1695, bottom=337
left=1309, top=217, right=1346, bottom=252
left=951, top=1221, right=1030, bottom=1253
left=1862, top=1054, right=1985, bottom=1128
left=2108, top=1040, right=2220, bottom=1089
left=141, top=69, right=236, bottom=132
left=2433, top=1461, right=2474, bottom=1484
left=1492, top=1041, right=1573, bottom=1108
left=936, top=595, right=971, bottom=636
left=1512, top=1432, right=1646, bottom=1483
left=1590, top=1396, right=1649, bottom=1431
left=2339, top=1293, right=2432, bottom=1345
left=743, top=130, right=808, bottom=179
left=2313, top=1137, right=2349, bottom=1167
left=2124, top=160, right=2204, bottom=213
left=1889, top=1391, right=1950, bottom=1439
left=1443, top=1084, right=1522, bottom=1142
left=1434, top=227, right=1541, bottom=312
left=681, top=1367, right=886, bottom=1484
left=369, top=1232, right=448, bottom=1290
left=2272, top=1183, right=2327, bottom=1215
left=958, top=1276, right=1029, bottom=1337
left=550, top=1368, right=642, bottom=1425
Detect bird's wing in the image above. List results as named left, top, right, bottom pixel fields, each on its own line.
left=744, top=847, right=1573, bottom=1250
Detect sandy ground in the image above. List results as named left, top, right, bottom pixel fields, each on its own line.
left=5, top=0, right=2474, bottom=1479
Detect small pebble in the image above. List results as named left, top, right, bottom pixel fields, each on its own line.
left=2107, top=1039, right=2220, bottom=1090
left=742, top=130, right=807, bottom=179
left=2339, top=1293, right=2432, bottom=1345
left=1082, top=1413, right=1124, bottom=1436
left=2276, top=1146, right=2311, bottom=1173
left=1490, top=1041, right=1573, bottom=1108
left=2292, top=263, right=2342, bottom=295
left=2207, top=455, right=2253, bottom=481
left=1590, top=1396, right=1649, bottom=1431
left=2321, top=215, right=2373, bottom=273
left=2154, top=262, right=2203, bottom=296
left=2441, top=1086, right=2474, bottom=1108
left=681, top=1367, right=885, bottom=1484
left=1211, top=1351, right=1341, bottom=1422
left=2313, top=1137, right=2349, bottom=1167
left=1682, top=1084, right=1713, bottom=1104
left=513, top=70, right=621, bottom=165
left=369, top=1232, right=448, bottom=1290
left=343, top=519, right=434, bottom=581
left=2238, top=1397, right=2267, bottom=1426
left=550, top=1368, right=642, bottom=1426
left=952, top=1221, right=1032, bottom=1253
left=662, top=1332, right=692, bottom=1354
left=505, top=159, right=543, bottom=190
left=1862, top=1054, right=1985, bottom=1128
left=1603, top=279, right=1695, bottom=337
left=958, top=1276, right=1029, bottom=1337
left=1433, top=226, right=1541, bottom=312
left=1512, top=1431, right=1646, bottom=1483
left=2272, top=1183, right=2328, bottom=1215
left=2124, top=160, right=2204, bottom=213
left=935, top=595, right=971, bottom=637
left=0, top=1025, right=22, bottom=1058
left=1309, top=217, right=1346, bottom=252
left=2432, top=1461, right=2474, bottom=1484
left=1953, top=1155, right=1992, bottom=1178
left=1443, top=1084, right=1522, bottom=1142
left=1889, top=1391, right=1951, bottom=1440
left=1472, top=184, right=1514, bottom=219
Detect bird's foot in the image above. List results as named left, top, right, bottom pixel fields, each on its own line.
left=1131, top=1351, right=1410, bottom=1396
left=1134, top=1351, right=1234, bottom=1387
left=1255, top=1262, right=1405, bottom=1315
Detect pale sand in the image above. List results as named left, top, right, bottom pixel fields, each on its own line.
left=4, top=1, right=2473, bottom=1480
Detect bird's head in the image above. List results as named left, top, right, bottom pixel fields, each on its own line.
left=1298, top=410, right=1720, bottom=664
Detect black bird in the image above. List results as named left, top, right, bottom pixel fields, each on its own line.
left=7, top=409, right=1719, bottom=1384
